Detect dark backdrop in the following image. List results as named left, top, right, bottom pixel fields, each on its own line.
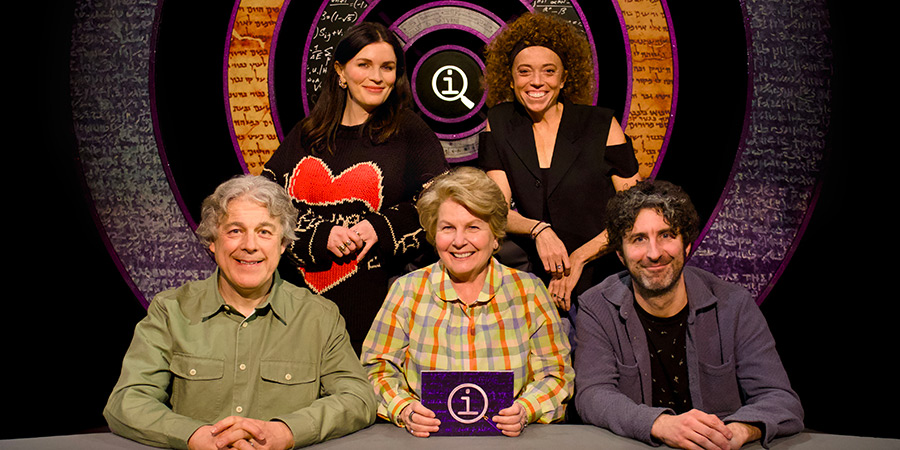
left=15, top=0, right=893, bottom=442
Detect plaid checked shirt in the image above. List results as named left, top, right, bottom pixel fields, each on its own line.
left=360, top=257, right=573, bottom=425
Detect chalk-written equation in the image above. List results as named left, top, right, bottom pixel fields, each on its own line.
left=304, top=0, right=368, bottom=108
left=533, top=0, right=587, bottom=33
left=227, top=0, right=282, bottom=174
left=616, top=0, right=675, bottom=178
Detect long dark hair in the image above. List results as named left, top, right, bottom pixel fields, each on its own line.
left=300, top=22, right=411, bottom=155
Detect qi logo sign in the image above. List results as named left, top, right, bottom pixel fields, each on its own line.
left=421, top=370, right=513, bottom=436
left=447, top=383, right=489, bottom=424
left=414, top=48, right=484, bottom=123
left=432, top=65, right=475, bottom=110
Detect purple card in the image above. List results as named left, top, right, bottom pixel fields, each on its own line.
left=420, top=370, right=514, bottom=436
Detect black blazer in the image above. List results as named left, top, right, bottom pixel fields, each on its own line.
left=480, top=98, right=639, bottom=254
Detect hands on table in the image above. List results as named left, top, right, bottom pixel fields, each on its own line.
left=188, top=417, right=294, bottom=450
left=651, top=410, right=761, bottom=450
left=401, top=400, right=528, bottom=438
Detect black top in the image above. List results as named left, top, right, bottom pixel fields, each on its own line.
left=479, top=99, right=639, bottom=297
left=635, top=301, right=692, bottom=414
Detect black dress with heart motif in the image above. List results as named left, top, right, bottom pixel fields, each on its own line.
left=263, top=110, right=449, bottom=353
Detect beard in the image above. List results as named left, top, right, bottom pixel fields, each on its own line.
left=629, top=253, right=686, bottom=298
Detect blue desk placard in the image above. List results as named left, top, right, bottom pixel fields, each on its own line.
left=420, top=370, right=514, bottom=436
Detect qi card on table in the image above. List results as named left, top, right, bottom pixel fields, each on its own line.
left=420, top=370, right=513, bottom=436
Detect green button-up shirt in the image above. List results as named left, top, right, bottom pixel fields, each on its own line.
left=104, top=271, right=376, bottom=448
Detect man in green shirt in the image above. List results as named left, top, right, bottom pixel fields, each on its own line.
left=104, top=175, right=377, bottom=449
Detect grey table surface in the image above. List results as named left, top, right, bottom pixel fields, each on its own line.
left=3, top=424, right=898, bottom=449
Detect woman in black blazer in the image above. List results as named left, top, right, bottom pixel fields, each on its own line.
left=479, top=12, right=641, bottom=316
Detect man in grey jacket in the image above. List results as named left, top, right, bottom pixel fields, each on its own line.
left=574, top=180, right=803, bottom=449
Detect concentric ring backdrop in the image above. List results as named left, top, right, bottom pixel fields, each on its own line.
left=70, top=0, right=831, bottom=307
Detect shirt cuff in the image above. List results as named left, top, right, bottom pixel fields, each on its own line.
left=167, top=418, right=209, bottom=450
left=385, top=394, right=417, bottom=426
left=514, top=397, right=539, bottom=424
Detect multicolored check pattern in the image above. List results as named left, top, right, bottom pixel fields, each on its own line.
left=361, top=258, right=573, bottom=425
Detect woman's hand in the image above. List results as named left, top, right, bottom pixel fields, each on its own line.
left=534, top=225, right=570, bottom=279
left=327, top=221, right=378, bottom=260
left=349, top=220, right=378, bottom=261
left=547, top=253, right=586, bottom=311
left=492, top=402, right=528, bottom=437
left=327, top=225, right=364, bottom=258
left=400, top=401, right=440, bottom=437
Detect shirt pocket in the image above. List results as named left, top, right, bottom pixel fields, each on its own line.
left=258, top=360, right=319, bottom=412
left=616, top=359, right=642, bottom=403
left=170, top=353, right=226, bottom=421
left=697, top=358, right=741, bottom=415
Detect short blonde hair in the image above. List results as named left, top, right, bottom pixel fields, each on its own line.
left=417, top=167, right=507, bottom=249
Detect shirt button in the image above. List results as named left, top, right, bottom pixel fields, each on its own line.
left=535, top=179, right=542, bottom=188
left=239, top=364, right=246, bottom=371
left=235, top=406, right=243, bottom=413
left=241, top=322, right=248, bottom=328
left=285, top=373, right=292, bottom=381
left=189, top=369, right=197, bottom=376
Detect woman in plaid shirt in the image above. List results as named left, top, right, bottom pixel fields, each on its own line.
left=361, top=167, right=573, bottom=437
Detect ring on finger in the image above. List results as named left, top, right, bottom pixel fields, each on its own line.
left=337, top=244, right=346, bottom=251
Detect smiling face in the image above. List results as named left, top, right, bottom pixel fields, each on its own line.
left=434, top=199, right=498, bottom=286
left=617, top=208, right=691, bottom=300
left=209, top=196, right=287, bottom=303
left=511, top=46, right=566, bottom=118
left=335, top=41, right=397, bottom=124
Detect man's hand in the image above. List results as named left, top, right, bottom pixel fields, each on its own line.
left=400, top=401, right=440, bottom=437
left=187, top=425, right=219, bottom=450
left=650, top=410, right=734, bottom=450
left=188, top=417, right=294, bottom=450
left=726, top=422, right=762, bottom=449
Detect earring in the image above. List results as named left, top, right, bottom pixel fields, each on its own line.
left=338, top=78, right=347, bottom=89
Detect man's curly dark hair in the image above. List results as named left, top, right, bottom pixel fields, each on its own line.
left=483, top=12, right=594, bottom=107
left=606, top=180, right=700, bottom=254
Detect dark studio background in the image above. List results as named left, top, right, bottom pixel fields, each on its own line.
left=15, top=0, right=892, bottom=442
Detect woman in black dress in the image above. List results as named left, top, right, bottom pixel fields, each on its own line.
left=479, top=12, right=641, bottom=319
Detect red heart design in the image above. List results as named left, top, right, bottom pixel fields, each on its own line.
left=286, top=157, right=384, bottom=293
left=288, top=157, right=382, bottom=211
left=299, top=260, right=358, bottom=294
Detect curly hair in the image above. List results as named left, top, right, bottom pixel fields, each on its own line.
left=196, top=175, right=299, bottom=247
left=417, top=167, right=507, bottom=251
left=605, top=180, right=700, bottom=254
left=483, top=12, right=594, bottom=107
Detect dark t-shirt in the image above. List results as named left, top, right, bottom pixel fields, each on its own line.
left=635, top=300, right=692, bottom=414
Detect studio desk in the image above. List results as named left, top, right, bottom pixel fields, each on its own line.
left=3, top=424, right=898, bottom=450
